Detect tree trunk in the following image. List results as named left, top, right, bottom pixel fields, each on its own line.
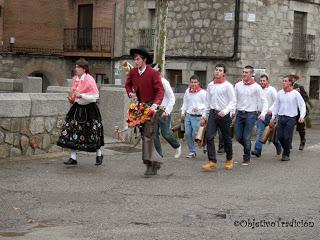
left=153, top=0, right=168, bottom=75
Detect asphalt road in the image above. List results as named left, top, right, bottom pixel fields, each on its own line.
left=0, top=130, right=320, bottom=240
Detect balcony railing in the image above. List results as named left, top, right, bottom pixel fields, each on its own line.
left=63, top=27, right=112, bottom=52
left=138, top=28, right=155, bottom=51
left=289, top=33, right=315, bottom=61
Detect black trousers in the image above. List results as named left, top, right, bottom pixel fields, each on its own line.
left=206, top=110, right=233, bottom=162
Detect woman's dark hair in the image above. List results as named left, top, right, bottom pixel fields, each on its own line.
left=76, top=58, right=90, bottom=73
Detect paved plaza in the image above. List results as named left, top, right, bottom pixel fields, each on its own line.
left=1, top=129, right=320, bottom=240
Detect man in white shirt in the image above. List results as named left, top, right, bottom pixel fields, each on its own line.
left=181, top=75, right=207, bottom=158
left=151, top=63, right=182, bottom=159
left=270, top=75, right=306, bottom=161
left=235, top=65, right=268, bottom=165
left=251, top=74, right=282, bottom=157
left=201, top=64, right=236, bottom=171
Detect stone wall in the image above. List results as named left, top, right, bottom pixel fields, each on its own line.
left=0, top=93, right=69, bottom=159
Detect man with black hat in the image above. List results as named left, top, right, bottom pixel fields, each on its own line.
left=125, top=48, right=164, bottom=176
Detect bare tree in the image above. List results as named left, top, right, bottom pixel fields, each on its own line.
left=153, top=0, right=168, bottom=75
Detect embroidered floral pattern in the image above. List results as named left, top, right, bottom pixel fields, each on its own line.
left=57, top=119, right=103, bottom=152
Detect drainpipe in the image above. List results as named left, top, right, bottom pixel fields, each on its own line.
left=111, top=1, right=117, bottom=84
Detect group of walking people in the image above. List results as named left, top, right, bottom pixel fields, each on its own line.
left=56, top=48, right=308, bottom=177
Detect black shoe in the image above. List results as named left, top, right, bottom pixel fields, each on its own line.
left=144, top=165, right=154, bottom=176
left=276, top=148, right=282, bottom=156
left=281, top=155, right=290, bottom=161
left=299, top=142, right=305, bottom=151
left=64, top=158, right=77, bottom=165
left=95, top=155, right=103, bottom=166
left=217, top=147, right=225, bottom=154
left=251, top=150, right=261, bottom=158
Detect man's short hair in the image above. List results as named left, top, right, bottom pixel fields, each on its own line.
left=190, top=75, right=199, bottom=81
left=215, top=63, right=227, bottom=73
left=244, top=65, right=254, bottom=74
left=260, top=74, right=269, bottom=81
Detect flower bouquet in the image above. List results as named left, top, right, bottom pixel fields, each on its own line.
left=127, top=98, right=155, bottom=128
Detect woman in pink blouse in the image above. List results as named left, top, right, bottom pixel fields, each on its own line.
left=57, top=58, right=104, bottom=165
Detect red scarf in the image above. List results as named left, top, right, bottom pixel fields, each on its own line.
left=189, top=85, right=202, bottom=93
left=283, top=86, right=293, bottom=93
left=213, top=77, right=225, bottom=84
left=243, top=78, right=255, bottom=85
left=262, top=83, right=270, bottom=89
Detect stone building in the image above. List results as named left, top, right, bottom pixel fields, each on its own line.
left=115, top=0, right=320, bottom=99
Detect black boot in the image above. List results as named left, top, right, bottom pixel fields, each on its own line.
left=151, top=161, right=162, bottom=175
left=95, top=155, right=103, bottom=166
left=144, top=164, right=154, bottom=176
left=299, top=132, right=306, bottom=151
left=64, top=158, right=77, bottom=165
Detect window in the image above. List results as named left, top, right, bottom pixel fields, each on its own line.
left=194, top=71, right=207, bottom=89
left=166, top=69, right=183, bottom=93
left=289, top=11, right=315, bottom=61
left=309, top=76, right=320, bottom=100
left=95, top=74, right=108, bottom=85
left=77, top=4, right=93, bottom=50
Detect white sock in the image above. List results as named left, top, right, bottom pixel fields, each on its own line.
left=70, top=150, right=77, bottom=160
left=96, top=149, right=102, bottom=157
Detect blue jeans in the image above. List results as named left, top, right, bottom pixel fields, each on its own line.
left=154, top=113, right=180, bottom=157
left=276, top=115, right=296, bottom=157
left=254, top=114, right=282, bottom=155
left=184, top=114, right=201, bottom=154
left=235, top=111, right=257, bottom=161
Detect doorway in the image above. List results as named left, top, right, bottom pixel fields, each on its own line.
left=77, top=4, right=93, bottom=50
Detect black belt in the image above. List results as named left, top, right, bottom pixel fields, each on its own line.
left=237, top=110, right=257, bottom=114
left=188, top=113, right=202, bottom=117
left=210, top=109, right=220, bottom=113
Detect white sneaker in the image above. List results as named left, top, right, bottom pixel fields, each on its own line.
left=174, top=145, right=181, bottom=158
left=186, top=152, right=196, bottom=158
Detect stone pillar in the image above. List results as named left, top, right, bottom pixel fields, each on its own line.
left=99, top=86, right=129, bottom=137
left=23, top=76, right=42, bottom=93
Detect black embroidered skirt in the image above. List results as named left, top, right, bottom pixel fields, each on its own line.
left=57, top=102, right=104, bottom=152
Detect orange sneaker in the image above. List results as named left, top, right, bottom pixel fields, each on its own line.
left=201, top=161, right=217, bottom=172
left=225, top=160, right=233, bottom=170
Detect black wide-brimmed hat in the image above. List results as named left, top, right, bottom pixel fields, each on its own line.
left=129, top=48, right=153, bottom=64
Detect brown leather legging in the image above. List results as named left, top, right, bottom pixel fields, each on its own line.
left=141, top=111, right=162, bottom=165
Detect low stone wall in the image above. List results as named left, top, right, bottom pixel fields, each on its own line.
left=0, top=77, right=23, bottom=92
left=0, top=93, right=69, bottom=158
left=0, top=87, right=184, bottom=159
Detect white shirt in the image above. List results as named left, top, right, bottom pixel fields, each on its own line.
left=75, top=74, right=99, bottom=105
left=263, top=85, right=277, bottom=110
left=160, top=77, right=175, bottom=115
left=181, top=88, right=206, bottom=117
left=138, top=65, right=147, bottom=75
left=205, top=80, right=236, bottom=116
left=235, top=81, right=268, bottom=118
left=272, top=89, right=306, bottom=119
